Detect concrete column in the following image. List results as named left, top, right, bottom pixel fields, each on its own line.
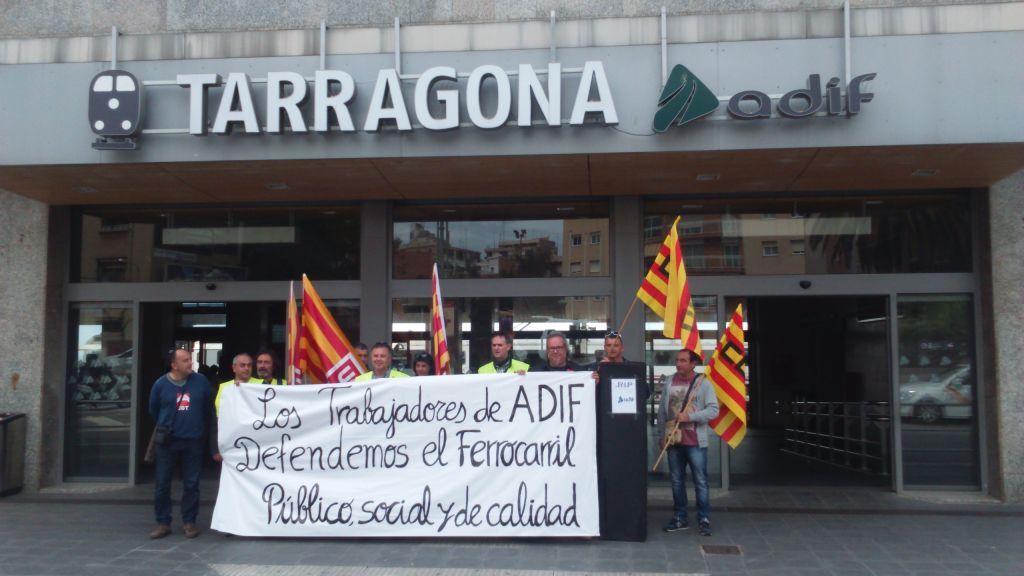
left=990, top=169, right=1024, bottom=502
left=611, top=196, right=644, bottom=360
left=0, top=190, right=49, bottom=492
left=359, top=200, right=391, bottom=345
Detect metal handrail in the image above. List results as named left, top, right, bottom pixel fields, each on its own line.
left=782, top=400, right=891, bottom=474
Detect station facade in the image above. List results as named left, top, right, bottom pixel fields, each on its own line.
left=1, top=1, right=1022, bottom=501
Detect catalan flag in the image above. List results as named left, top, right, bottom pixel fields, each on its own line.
left=286, top=280, right=301, bottom=384
left=637, top=216, right=702, bottom=358
left=431, top=263, right=452, bottom=375
left=707, top=304, right=747, bottom=448
left=636, top=216, right=677, bottom=319
left=299, top=274, right=365, bottom=383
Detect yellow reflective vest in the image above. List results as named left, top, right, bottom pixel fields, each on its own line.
left=354, top=369, right=410, bottom=382
left=215, top=377, right=283, bottom=415
left=478, top=359, right=530, bottom=374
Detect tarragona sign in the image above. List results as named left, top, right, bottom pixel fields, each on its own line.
left=87, top=60, right=876, bottom=149
left=88, top=62, right=619, bottom=141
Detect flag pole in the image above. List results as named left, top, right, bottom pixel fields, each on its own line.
left=617, top=294, right=640, bottom=333
left=652, top=420, right=680, bottom=471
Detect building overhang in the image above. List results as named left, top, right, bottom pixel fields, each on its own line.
left=3, top=143, right=1022, bottom=206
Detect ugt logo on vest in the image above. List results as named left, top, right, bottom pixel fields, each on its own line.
left=653, top=63, right=877, bottom=132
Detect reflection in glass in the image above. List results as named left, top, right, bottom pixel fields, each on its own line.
left=392, top=297, right=610, bottom=374
left=393, top=202, right=610, bottom=280
left=65, top=304, right=133, bottom=479
left=74, top=207, right=359, bottom=282
left=898, top=295, right=979, bottom=487
left=644, top=194, right=971, bottom=275
left=645, top=296, right=721, bottom=486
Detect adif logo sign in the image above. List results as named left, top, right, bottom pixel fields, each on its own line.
left=653, top=64, right=876, bottom=132
left=653, top=65, right=719, bottom=132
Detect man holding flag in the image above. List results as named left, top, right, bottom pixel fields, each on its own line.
left=658, top=349, right=719, bottom=536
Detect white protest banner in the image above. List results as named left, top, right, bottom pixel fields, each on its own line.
left=211, top=373, right=598, bottom=537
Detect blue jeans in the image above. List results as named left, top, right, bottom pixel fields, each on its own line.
left=667, top=444, right=710, bottom=524
left=154, top=437, right=203, bottom=526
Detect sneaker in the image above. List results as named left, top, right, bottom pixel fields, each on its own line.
left=698, top=519, right=712, bottom=536
left=149, top=524, right=171, bottom=539
left=663, top=518, right=689, bottom=532
left=183, top=523, right=200, bottom=539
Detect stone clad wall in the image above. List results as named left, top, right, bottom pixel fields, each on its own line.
left=0, top=190, right=49, bottom=491
left=0, top=0, right=1012, bottom=38
left=990, top=169, right=1024, bottom=502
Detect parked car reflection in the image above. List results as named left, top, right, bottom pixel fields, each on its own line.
left=899, top=365, right=972, bottom=424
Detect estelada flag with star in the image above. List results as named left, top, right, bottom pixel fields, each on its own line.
left=707, top=304, right=748, bottom=448
left=636, top=215, right=702, bottom=358
left=298, top=274, right=365, bottom=383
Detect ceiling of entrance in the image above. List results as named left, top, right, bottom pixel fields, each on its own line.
left=1, top=143, right=1022, bottom=205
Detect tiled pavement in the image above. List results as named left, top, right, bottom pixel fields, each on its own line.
left=1, top=486, right=1023, bottom=576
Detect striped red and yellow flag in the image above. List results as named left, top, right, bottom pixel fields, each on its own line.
left=636, top=216, right=678, bottom=318
left=663, top=216, right=701, bottom=358
left=299, top=274, right=365, bottom=383
left=286, top=280, right=301, bottom=384
left=707, top=304, right=747, bottom=448
left=431, top=263, right=452, bottom=375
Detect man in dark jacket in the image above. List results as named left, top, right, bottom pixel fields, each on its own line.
left=536, top=331, right=581, bottom=371
left=148, top=348, right=214, bottom=539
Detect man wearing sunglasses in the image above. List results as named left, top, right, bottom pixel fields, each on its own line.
left=591, top=331, right=628, bottom=381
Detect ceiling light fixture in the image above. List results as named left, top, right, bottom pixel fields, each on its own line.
left=911, top=169, right=938, bottom=177
left=76, top=186, right=98, bottom=193
left=695, top=173, right=720, bottom=182
left=266, top=182, right=290, bottom=190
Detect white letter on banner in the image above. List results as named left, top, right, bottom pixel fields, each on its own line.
left=364, top=69, right=412, bottom=132
left=212, top=73, right=261, bottom=134
left=415, top=66, right=459, bottom=131
left=314, top=70, right=356, bottom=132
left=177, top=73, right=221, bottom=135
left=209, top=374, right=599, bottom=538
left=517, top=63, right=561, bottom=127
left=569, top=61, right=618, bottom=126
left=467, top=65, right=511, bottom=129
left=266, top=72, right=309, bottom=133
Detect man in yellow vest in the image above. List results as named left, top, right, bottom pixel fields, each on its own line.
left=355, top=342, right=410, bottom=381
left=211, top=352, right=261, bottom=463
left=215, top=353, right=259, bottom=416
left=255, top=349, right=285, bottom=385
left=478, top=332, right=529, bottom=374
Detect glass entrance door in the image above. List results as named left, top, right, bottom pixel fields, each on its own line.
left=726, top=295, right=893, bottom=487
left=64, top=304, right=134, bottom=480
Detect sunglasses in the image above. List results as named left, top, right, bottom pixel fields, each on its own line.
left=605, top=331, right=622, bottom=340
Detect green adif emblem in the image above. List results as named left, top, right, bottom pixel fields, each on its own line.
left=652, top=64, right=719, bottom=132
